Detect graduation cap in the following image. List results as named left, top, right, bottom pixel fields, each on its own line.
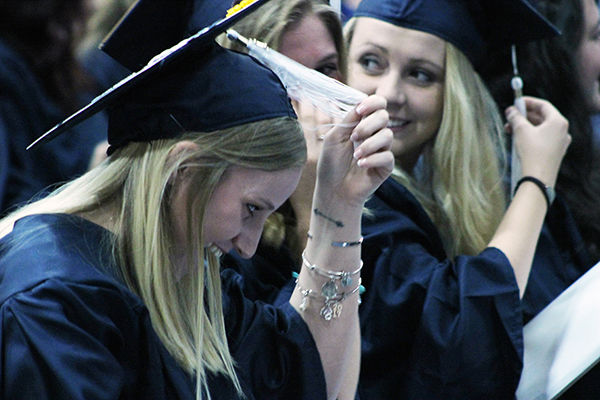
left=99, top=0, right=239, bottom=72
left=28, top=0, right=296, bottom=152
left=352, top=0, right=560, bottom=70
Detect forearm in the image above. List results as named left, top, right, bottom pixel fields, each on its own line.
left=488, top=182, right=548, bottom=297
left=289, top=193, right=363, bottom=400
left=336, top=317, right=360, bottom=400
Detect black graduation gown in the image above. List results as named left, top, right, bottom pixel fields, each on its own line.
left=357, top=177, right=523, bottom=400
left=0, top=39, right=106, bottom=215
left=222, top=239, right=297, bottom=305
left=522, top=196, right=593, bottom=323
left=222, top=175, right=595, bottom=398
left=0, top=214, right=326, bottom=399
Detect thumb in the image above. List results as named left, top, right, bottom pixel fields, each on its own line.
left=505, top=105, right=529, bottom=132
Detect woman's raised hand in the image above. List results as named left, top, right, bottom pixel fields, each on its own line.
left=315, top=95, right=394, bottom=208
left=506, top=96, right=571, bottom=187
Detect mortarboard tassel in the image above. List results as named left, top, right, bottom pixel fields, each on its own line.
left=226, top=29, right=367, bottom=121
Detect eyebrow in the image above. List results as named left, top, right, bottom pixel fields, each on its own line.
left=362, top=42, right=389, bottom=56
left=317, top=53, right=339, bottom=64
left=256, top=198, right=276, bottom=211
left=407, top=57, right=444, bottom=72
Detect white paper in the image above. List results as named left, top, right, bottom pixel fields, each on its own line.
left=516, top=261, right=600, bottom=400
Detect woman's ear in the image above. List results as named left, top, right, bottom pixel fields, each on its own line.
left=167, top=140, right=200, bottom=185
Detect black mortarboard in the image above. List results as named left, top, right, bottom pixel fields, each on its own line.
left=29, top=0, right=296, bottom=152
left=353, top=0, right=560, bottom=70
left=100, top=0, right=237, bottom=72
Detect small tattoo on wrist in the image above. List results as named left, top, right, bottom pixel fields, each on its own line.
left=313, top=208, right=344, bottom=227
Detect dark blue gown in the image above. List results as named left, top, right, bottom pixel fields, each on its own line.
left=222, top=176, right=593, bottom=399
left=357, top=177, right=522, bottom=400
left=0, top=39, right=106, bottom=215
left=223, top=239, right=297, bottom=305
left=0, top=214, right=326, bottom=399
left=522, top=196, right=593, bottom=323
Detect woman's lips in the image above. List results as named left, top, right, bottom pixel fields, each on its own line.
left=388, top=119, right=410, bottom=133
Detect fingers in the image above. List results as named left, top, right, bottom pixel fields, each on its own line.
left=505, top=97, right=563, bottom=128
left=353, top=126, right=392, bottom=161
left=506, top=96, right=572, bottom=186
left=522, top=96, right=555, bottom=118
left=355, top=94, right=387, bottom=118
left=505, top=105, right=529, bottom=132
left=350, top=109, right=389, bottom=143
left=316, top=94, right=391, bottom=166
left=356, top=148, right=395, bottom=170
left=333, top=94, right=387, bottom=130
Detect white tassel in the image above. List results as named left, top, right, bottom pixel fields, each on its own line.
left=226, top=29, right=367, bottom=120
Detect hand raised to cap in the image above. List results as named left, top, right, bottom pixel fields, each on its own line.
left=315, top=94, right=394, bottom=209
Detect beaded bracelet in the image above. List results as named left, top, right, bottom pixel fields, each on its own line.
left=295, top=277, right=362, bottom=321
left=302, top=250, right=362, bottom=289
left=298, top=251, right=363, bottom=320
left=307, top=232, right=364, bottom=248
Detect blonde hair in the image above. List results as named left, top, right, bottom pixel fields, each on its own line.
left=0, top=117, right=306, bottom=399
left=346, top=17, right=507, bottom=258
left=395, top=44, right=507, bottom=257
left=219, top=0, right=347, bottom=80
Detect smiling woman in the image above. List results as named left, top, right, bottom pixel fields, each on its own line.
left=0, top=1, right=394, bottom=399
left=202, top=166, right=302, bottom=259
left=347, top=19, right=445, bottom=171
left=343, top=0, right=576, bottom=399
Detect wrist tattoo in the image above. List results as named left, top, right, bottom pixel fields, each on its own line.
left=313, top=208, right=344, bottom=227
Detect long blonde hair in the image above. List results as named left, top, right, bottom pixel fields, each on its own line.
left=0, top=117, right=306, bottom=399
left=394, top=43, right=507, bottom=257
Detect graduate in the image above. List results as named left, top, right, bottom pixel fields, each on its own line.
left=0, top=0, right=394, bottom=399
left=344, top=0, right=572, bottom=398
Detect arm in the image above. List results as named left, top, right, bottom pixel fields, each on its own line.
left=488, top=97, right=571, bottom=297
left=289, top=95, right=393, bottom=400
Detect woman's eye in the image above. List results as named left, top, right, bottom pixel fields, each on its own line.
left=358, top=54, right=384, bottom=74
left=316, top=63, right=340, bottom=79
left=409, top=69, right=434, bottom=84
left=246, top=204, right=259, bottom=217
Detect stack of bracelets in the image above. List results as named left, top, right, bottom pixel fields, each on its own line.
left=296, top=233, right=364, bottom=321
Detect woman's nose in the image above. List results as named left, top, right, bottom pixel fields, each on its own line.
left=375, top=71, right=406, bottom=106
left=232, top=225, right=263, bottom=259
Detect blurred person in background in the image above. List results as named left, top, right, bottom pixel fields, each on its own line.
left=0, top=0, right=108, bottom=215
